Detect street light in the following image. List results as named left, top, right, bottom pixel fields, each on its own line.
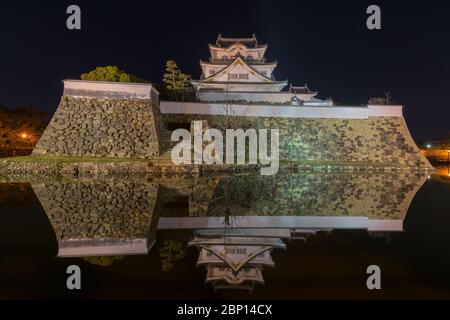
left=20, top=133, right=28, bottom=139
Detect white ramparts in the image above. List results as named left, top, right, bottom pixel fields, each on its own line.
left=160, top=101, right=403, bottom=119
left=157, top=216, right=404, bottom=232
left=61, top=80, right=402, bottom=119
left=63, top=79, right=159, bottom=101
left=57, top=238, right=154, bottom=257
left=196, top=91, right=320, bottom=104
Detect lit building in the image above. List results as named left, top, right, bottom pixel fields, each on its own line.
left=191, top=34, right=329, bottom=106
left=188, top=231, right=287, bottom=292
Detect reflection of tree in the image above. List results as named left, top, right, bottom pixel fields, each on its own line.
left=189, top=177, right=220, bottom=217
left=201, top=177, right=239, bottom=227
left=0, top=183, right=36, bottom=207
left=159, top=240, right=187, bottom=272
left=82, top=256, right=124, bottom=267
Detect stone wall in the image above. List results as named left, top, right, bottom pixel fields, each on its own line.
left=162, top=114, right=430, bottom=167
left=33, top=81, right=162, bottom=158
left=29, top=80, right=429, bottom=168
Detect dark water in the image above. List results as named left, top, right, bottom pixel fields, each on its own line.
left=0, top=168, right=450, bottom=299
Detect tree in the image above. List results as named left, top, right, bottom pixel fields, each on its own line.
left=0, top=105, right=48, bottom=151
left=179, top=73, right=192, bottom=102
left=80, top=66, right=147, bottom=83
left=162, top=60, right=193, bottom=101
left=83, top=256, right=124, bottom=267
left=158, top=240, right=187, bottom=272
left=326, top=97, right=342, bottom=106
left=368, top=92, right=393, bottom=105
left=325, top=97, right=335, bottom=105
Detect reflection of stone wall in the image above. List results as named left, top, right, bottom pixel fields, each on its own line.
left=24, top=171, right=428, bottom=236
left=33, top=96, right=161, bottom=158
left=162, top=114, right=429, bottom=167
left=204, top=172, right=428, bottom=219
left=189, top=177, right=220, bottom=217
left=32, top=180, right=158, bottom=240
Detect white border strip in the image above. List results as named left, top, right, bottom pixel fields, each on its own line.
left=160, top=101, right=403, bottom=119
left=157, top=216, right=403, bottom=232
left=157, top=216, right=369, bottom=230
left=63, top=80, right=158, bottom=100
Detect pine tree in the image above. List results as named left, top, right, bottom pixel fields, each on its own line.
left=162, top=60, right=192, bottom=102
left=159, top=240, right=187, bottom=272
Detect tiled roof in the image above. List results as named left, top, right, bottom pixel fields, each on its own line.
left=290, top=86, right=312, bottom=94
left=216, top=34, right=261, bottom=48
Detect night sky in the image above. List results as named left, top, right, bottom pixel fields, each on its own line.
left=1, top=1, right=449, bottom=140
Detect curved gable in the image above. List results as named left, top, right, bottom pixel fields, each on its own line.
left=205, top=57, right=273, bottom=83
left=209, top=44, right=268, bottom=61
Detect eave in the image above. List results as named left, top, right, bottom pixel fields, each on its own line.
left=208, top=43, right=268, bottom=57
left=200, top=60, right=278, bottom=68
left=191, top=80, right=289, bottom=86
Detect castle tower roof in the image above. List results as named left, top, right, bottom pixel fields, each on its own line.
left=191, top=34, right=319, bottom=103
left=216, top=34, right=260, bottom=48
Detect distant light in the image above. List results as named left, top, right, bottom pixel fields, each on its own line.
left=20, top=133, right=28, bottom=139
left=428, top=175, right=431, bottom=179
left=426, top=144, right=432, bottom=149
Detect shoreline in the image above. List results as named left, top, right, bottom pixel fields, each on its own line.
left=0, top=155, right=434, bottom=178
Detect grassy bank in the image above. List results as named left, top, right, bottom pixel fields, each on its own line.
left=0, top=155, right=153, bottom=163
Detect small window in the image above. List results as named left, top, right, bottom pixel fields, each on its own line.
left=247, top=55, right=253, bottom=61
left=209, top=70, right=215, bottom=75
left=228, top=73, right=248, bottom=80
left=222, top=55, right=228, bottom=60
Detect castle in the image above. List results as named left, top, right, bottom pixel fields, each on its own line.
left=29, top=34, right=430, bottom=170
left=0, top=35, right=434, bottom=293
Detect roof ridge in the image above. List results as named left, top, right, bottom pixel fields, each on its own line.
left=216, top=34, right=260, bottom=48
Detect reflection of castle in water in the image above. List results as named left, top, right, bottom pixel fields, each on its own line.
left=189, top=230, right=287, bottom=292
left=32, top=178, right=159, bottom=257
left=25, top=171, right=428, bottom=291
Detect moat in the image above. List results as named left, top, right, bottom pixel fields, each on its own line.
left=0, top=169, right=449, bottom=299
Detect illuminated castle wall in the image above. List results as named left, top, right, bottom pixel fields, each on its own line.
left=28, top=35, right=430, bottom=168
